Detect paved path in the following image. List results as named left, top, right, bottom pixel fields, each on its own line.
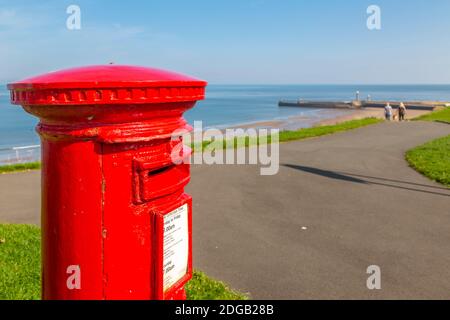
left=1, top=121, right=449, bottom=299
left=0, top=170, right=40, bottom=225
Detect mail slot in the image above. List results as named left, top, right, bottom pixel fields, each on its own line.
left=134, top=147, right=192, bottom=203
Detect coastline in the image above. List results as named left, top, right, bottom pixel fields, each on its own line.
left=231, top=107, right=435, bottom=131
left=189, top=106, right=436, bottom=142
left=0, top=106, right=439, bottom=165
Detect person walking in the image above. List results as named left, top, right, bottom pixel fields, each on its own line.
left=384, top=102, right=393, bottom=121
left=398, top=102, right=407, bottom=121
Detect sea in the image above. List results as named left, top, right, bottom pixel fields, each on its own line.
left=1, top=84, right=450, bottom=163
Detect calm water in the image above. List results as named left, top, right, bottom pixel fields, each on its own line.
left=1, top=84, right=450, bottom=152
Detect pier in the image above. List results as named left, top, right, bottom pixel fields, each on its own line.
left=278, top=100, right=448, bottom=111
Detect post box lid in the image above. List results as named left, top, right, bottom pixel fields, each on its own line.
left=8, top=65, right=207, bottom=105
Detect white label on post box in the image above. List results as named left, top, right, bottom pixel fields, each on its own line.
left=163, top=204, right=189, bottom=291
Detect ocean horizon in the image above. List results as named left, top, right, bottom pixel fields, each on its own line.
left=1, top=84, right=450, bottom=153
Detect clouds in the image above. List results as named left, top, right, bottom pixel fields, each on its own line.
left=0, top=7, right=40, bottom=30
left=0, top=5, right=53, bottom=31
left=0, top=7, right=40, bottom=34
left=0, top=3, right=177, bottom=83
left=0, top=9, right=17, bottom=27
left=1, top=0, right=450, bottom=84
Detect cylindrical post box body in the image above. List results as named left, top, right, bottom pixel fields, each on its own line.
left=7, top=65, right=207, bottom=300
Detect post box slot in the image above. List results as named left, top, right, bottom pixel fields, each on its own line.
left=134, top=159, right=190, bottom=203
left=147, top=165, right=173, bottom=177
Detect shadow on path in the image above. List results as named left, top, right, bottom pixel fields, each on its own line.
left=338, top=171, right=449, bottom=191
left=283, top=164, right=450, bottom=197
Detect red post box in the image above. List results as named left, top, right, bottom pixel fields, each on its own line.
left=7, top=65, right=207, bottom=300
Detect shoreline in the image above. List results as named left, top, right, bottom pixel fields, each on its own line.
left=0, top=106, right=439, bottom=166
left=229, top=107, right=435, bottom=132
left=0, top=106, right=438, bottom=155
left=192, top=107, right=416, bottom=141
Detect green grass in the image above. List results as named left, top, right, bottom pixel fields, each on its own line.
left=0, top=224, right=41, bottom=300
left=195, top=117, right=382, bottom=151
left=406, top=135, right=450, bottom=187
left=186, top=271, right=247, bottom=300
left=278, top=117, right=381, bottom=143
left=0, top=224, right=246, bottom=300
left=413, top=107, right=450, bottom=124
left=0, top=162, right=41, bottom=174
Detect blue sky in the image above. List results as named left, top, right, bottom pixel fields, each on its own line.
left=1, top=0, right=450, bottom=84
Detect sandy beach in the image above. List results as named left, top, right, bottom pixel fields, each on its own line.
left=190, top=107, right=438, bottom=141
left=234, top=107, right=435, bottom=131
left=315, top=107, right=433, bottom=126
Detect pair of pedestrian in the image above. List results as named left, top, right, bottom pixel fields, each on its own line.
left=384, top=102, right=406, bottom=121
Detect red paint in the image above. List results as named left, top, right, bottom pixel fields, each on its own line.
left=8, top=65, right=206, bottom=300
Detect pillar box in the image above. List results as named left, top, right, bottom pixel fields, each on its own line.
left=7, top=65, right=207, bottom=300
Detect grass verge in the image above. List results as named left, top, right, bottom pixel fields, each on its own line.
left=413, top=107, right=450, bottom=124
left=0, top=118, right=381, bottom=174
left=0, top=224, right=246, bottom=300
left=406, top=135, right=450, bottom=187
left=186, top=271, right=247, bottom=300
left=0, top=224, right=40, bottom=300
left=277, top=117, right=381, bottom=143
left=196, top=117, right=382, bottom=150
left=0, top=162, right=41, bottom=174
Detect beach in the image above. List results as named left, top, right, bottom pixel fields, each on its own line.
left=315, top=107, right=432, bottom=126
left=233, top=107, right=435, bottom=131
